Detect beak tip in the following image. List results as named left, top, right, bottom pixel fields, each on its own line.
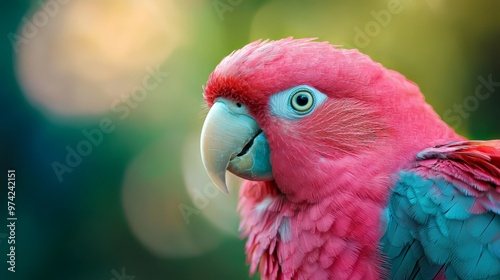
left=210, top=172, right=230, bottom=194
left=220, top=187, right=230, bottom=195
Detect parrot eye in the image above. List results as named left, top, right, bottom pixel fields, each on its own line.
left=290, top=90, right=314, bottom=113
left=268, top=85, right=327, bottom=120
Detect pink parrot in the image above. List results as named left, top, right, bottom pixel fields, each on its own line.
left=200, top=38, right=500, bottom=279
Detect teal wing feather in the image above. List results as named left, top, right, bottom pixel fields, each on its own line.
left=382, top=141, right=500, bottom=280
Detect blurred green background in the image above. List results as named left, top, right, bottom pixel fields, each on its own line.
left=0, top=0, right=499, bottom=279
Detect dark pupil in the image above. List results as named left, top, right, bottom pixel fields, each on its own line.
left=296, top=94, right=309, bottom=107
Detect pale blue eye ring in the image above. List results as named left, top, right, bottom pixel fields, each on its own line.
left=269, top=85, right=327, bottom=120
left=290, top=90, right=314, bottom=114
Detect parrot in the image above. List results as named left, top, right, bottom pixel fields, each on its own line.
left=199, top=38, right=500, bottom=280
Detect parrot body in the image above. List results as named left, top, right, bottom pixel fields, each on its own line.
left=200, top=38, right=500, bottom=279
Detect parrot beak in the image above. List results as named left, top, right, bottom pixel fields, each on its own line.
left=200, top=100, right=273, bottom=194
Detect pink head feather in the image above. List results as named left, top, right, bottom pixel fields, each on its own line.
left=204, top=38, right=459, bottom=202
left=205, top=38, right=390, bottom=111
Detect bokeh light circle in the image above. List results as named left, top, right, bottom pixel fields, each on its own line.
left=16, top=0, right=186, bottom=116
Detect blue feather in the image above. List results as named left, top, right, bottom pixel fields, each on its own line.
left=382, top=171, right=500, bottom=279
left=382, top=141, right=500, bottom=279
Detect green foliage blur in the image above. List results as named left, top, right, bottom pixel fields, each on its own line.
left=0, top=0, right=499, bottom=279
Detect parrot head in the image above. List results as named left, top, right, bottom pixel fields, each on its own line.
left=200, top=38, right=457, bottom=202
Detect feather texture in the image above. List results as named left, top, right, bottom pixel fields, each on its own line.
left=238, top=180, right=387, bottom=280
left=383, top=141, right=500, bottom=280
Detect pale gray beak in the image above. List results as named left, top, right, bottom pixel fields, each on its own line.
left=200, top=99, right=273, bottom=194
